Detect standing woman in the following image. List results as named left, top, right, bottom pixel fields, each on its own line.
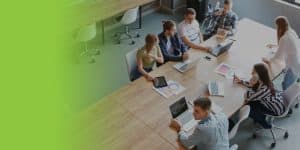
left=234, top=63, right=286, bottom=129
left=263, top=16, right=300, bottom=90
left=133, top=34, right=164, bottom=81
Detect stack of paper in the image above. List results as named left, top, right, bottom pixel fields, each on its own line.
left=153, top=80, right=185, bottom=99
left=215, top=63, right=235, bottom=78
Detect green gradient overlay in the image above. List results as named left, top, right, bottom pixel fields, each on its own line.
left=0, top=0, right=70, bottom=150
left=1, top=0, right=125, bottom=150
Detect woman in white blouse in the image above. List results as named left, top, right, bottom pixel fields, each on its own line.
left=263, top=16, right=300, bottom=90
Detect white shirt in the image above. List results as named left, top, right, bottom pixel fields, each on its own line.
left=179, top=20, right=201, bottom=45
left=166, top=37, right=174, bottom=54
left=271, top=29, right=300, bottom=76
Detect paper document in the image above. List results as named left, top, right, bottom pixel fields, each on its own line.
left=153, top=80, right=185, bottom=99
left=215, top=63, right=235, bottom=78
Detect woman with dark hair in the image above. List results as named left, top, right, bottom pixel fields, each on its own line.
left=262, top=16, right=300, bottom=90
left=234, top=63, right=286, bottom=129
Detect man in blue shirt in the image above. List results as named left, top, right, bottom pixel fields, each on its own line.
left=170, top=97, right=230, bottom=150
left=158, top=20, right=189, bottom=63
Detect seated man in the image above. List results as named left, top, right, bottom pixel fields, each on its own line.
left=158, top=20, right=189, bottom=63
left=203, top=0, right=238, bottom=40
left=170, top=97, right=230, bottom=150
left=179, top=8, right=211, bottom=52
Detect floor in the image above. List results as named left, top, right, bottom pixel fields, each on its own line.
left=70, top=10, right=300, bottom=150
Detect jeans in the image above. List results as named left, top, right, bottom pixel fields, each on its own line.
left=282, top=68, right=297, bottom=91
left=131, top=67, right=152, bottom=81
left=247, top=101, right=276, bottom=129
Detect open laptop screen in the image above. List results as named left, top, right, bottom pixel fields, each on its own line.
left=169, top=97, right=188, bottom=118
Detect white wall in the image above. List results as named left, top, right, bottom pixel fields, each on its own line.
left=209, top=0, right=300, bottom=35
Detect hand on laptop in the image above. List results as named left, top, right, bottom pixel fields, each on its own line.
left=170, top=119, right=181, bottom=133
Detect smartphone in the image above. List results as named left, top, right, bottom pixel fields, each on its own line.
left=204, top=56, right=211, bottom=61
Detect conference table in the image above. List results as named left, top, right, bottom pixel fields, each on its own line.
left=73, top=18, right=284, bottom=150
left=66, top=0, right=156, bottom=44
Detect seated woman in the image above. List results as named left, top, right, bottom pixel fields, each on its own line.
left=233, top=63, right=286, bottom=129
left=133, top=34, right=164, bottom=81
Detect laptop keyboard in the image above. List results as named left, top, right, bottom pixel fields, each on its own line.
left=179, top=63, right=188, bottom=71
left=209, top=81, right=219, bottom=95
left=182, top=119, right=198, bottom=132
left=178, top=112, right=194, bottom=124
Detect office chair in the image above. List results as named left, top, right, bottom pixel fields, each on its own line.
left=125, top=49, right=138, bottom=81
left=252, top=83, right=300, bottom=148
left=115, top=7, right=140, bottom=45
left=229, top=105, right=250, bottom=140
left=76, top=23, right=100, bottom=63
left=296, top=79, right=300, bottom=108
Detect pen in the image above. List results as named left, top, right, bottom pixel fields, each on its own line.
left=233, top=72, right=235, bottom=83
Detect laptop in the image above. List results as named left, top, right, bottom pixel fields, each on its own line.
left=208, top=81, right=225, bottom=97
left=169, top=97, right=198, bottom=132
left=210, top=40, right=234, bottom=57
left=173, top=57, right=201, bottom=73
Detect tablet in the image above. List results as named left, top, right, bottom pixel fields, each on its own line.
left=153, top=76, right=168, bottom=88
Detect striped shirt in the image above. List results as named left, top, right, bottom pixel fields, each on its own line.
left=243, top=82, right=285, bottom=116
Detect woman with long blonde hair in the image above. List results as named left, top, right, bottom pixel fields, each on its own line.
left=263, top=16, right=300, bottom=90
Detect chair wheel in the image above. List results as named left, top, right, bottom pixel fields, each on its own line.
left=288, top=109, right=293, bottom=115
left=136, top=34, right=140, bottom=38
left=95, top=50, right=101, bottom=55
left=130, top=41, right=135, bottom=45
left=89, top=58, right=96, bottom=64
left=252, top=133, right=257, bottom=139
left=271, top=143, right=276, bottom=148
left=116, top=40, right=121, bottom=44
left=284, top=132, right=289, bottom=139
left=295, top=103, right=299, bottom=108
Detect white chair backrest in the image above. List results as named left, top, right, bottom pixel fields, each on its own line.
left=229, top=144, right=238, bottom=150
left=282, top=83, right=300, bottom=110
left=229, top=105, right=250, bottom=140
left=125, top=49, right=138, bottom=81
left=121, top=7, right=139, bottom=25
left=76, top=23, right=97, bottom=42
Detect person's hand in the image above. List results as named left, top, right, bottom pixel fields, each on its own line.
left=145, top=74, right=154, bottom=81
left=177, top=140, right=186, bottom=150
left=249, top=76, right=258, bottom=87
left=205, top=46, right=212, bottom=52
left=243, top=99, right=248, bottom=105
left=233, top=75, right=242, bottom=84
left=182, top=53, right=189, bottom=61
left=262, top=57, right=270, bottom=65
left=170, top=119, right=181, bottom=133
